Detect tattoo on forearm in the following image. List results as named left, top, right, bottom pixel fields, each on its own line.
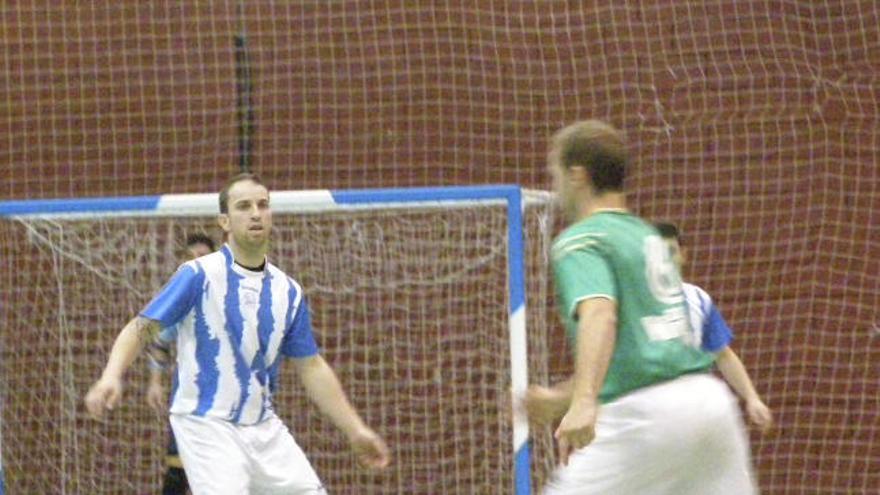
left=133, top=316, right=160, bottom=346
left=146, top=340, right=173, bottom=371
left=134, top=316, right=172, bottom=371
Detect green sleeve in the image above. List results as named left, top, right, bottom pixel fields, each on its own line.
left=552, top=245, right=617, bottom=320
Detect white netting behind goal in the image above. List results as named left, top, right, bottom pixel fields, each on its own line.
left=0, top=201, right=555, bottom=494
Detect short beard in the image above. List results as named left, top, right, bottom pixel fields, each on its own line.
left=233, top=231, right=270, bottom=252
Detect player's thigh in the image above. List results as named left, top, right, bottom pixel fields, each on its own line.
left=543, top=434, right=685, bottom=495
left=169, top=415, right=250, bottom=495
left=543, top=406, right=663, bottom=494
left=682, top=383, right=756, bottom=494
left=653, top=375, right=756, bottom=494
left=543, top=446, right=635, bottom=494
left=249, top=416, right=326, bottom=495
left=544, top=375, right=735, bottom=495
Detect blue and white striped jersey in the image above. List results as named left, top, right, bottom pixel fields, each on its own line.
left=682, top=282, right=734, bottom=353
left=141, top=244, right=319, bottom=425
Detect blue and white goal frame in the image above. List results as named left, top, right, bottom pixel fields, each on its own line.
left=0, top=184, right=540, bottom=494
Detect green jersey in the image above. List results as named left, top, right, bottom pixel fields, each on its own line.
left=551, top=210, right=715, bottom=403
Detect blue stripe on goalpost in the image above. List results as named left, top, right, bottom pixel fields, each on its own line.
left=0, top=185, right=534, bottom=494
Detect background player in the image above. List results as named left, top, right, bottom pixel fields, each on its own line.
left=145, top=233, right=216, bottom=495
left=653, top=221, right=773, bottom=431
left=85, top=173, right=390, bottom=494
left=527, top=120, right=756, bottom=494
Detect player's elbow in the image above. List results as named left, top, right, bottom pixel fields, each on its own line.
left=715, top=346, right=736, bottom=363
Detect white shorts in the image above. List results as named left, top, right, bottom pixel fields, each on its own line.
left=169, top=414, right=326, bottom=495
left=544, top=373, right=756, bottom=495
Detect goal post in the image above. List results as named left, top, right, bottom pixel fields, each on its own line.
left=0, top=185, right=554, bottom=494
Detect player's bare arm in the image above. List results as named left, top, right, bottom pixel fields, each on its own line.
left=85, top=316, right=161, bottom=419
left=145, top=336, right=173, bottom=413
left=293, top=354, right=391, bottom=469
left=555, top=297, right=617, bottom=465
left=146, top=368, right=166, bottom=414
left=523, top=378, right=573, bottom=426
left=715, top=346, right=773, bottom=432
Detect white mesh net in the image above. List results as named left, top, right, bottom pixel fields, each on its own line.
left=4, top=2, right=880, bottom=493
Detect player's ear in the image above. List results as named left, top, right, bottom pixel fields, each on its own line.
left=217, top=213, right=230, bottom=232
left=569, top=165, right=589, bottom=187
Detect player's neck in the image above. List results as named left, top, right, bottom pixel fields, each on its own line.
left=227, top=238, right=268, bottom=268
left=578, top=192, right=627, bottom=221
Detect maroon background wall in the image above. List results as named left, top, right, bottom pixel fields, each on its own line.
left=2, top=2, right=879, bottom=493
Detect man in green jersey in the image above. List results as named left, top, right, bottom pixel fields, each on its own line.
left=525, top=120, right=755, bottom=494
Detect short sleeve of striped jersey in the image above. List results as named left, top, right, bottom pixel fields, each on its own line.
left=552, top=240, right=616, bottom=319
left=701, top=301, right=734, bottom=352
left=281, top=295, right=319, bottom=358
left=140, top=264, right=201, bottom=328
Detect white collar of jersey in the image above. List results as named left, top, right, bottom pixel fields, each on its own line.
left=592, top=208, right=629, bottom=214
left=222, top=244, right=268, bottom=278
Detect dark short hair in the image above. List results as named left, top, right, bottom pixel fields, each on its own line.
left=185, top=233, right=215, bottom=251
left=218, top=172, right=265, bottom=214
left=552, top=120, right=628, bottom=192
left=653, top=222, right=681, bottom=243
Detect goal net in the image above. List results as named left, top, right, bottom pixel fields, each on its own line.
left=0, top=186, right=556, bottom=494
left=3, top=2, right=880, bottom=494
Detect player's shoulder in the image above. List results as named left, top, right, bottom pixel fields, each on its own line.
left=682, top=281, right=710, bottom=297
left=265, top=260, right=288, bottom=279
left=552, top=219, right=607, bottom=256
left=265, top=262, right=304, bottom=292
left=183, top=249, right=226, bottom=275
left=682, top=281, right=714, bottom=307
left=552, top=212, right=652, bottom=257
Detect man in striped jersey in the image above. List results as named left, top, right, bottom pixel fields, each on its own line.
left=525, top=120, right=756, bottom=494
left=86, top=173, right=390, bottom=494
left=653, top=222, right=773, bottom=431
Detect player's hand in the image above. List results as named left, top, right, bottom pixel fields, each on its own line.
left=554, top=399, right=598, bottom=466
left=85, top=376, right=123, bottom=420
left=349, top=427, right=391, bottom=469
left=522, top=384, right=567, bottom=426
left=746, top=398, right=773, bottom=432
left=146, top=380, right=166, bottom=415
